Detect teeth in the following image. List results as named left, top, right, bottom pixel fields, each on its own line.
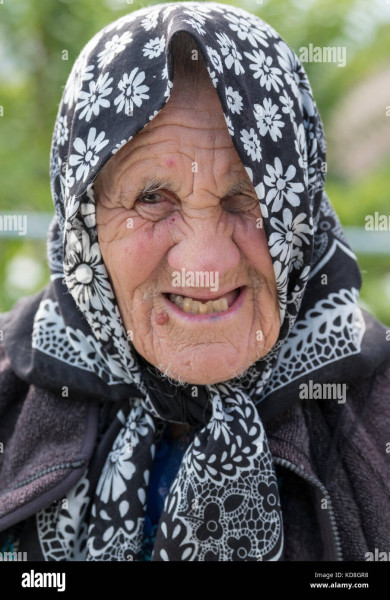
left=198, top=302, right=208, bottom=314
left=169, top=293, right=229, bottom=314
left=182, top=298, right=193, bottom=313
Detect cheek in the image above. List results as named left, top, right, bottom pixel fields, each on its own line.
left=101, top=218, right=172, bottom=291
left=234, top=219, right=275, bottom=281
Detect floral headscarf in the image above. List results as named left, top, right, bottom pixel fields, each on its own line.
left=28, top=2, right=364, bottom=560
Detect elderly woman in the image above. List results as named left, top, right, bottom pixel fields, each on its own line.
left=0, top=2, right=389, bottom=563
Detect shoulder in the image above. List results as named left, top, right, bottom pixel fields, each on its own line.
left=346, top=362, right=390, bottom=448
left=330, top=309, right=390, bottom=417
left=359, top=309, right=390, bottom=373
left=347, top=310, right=390, bottom=410
left=0, top=292, right=40, bottom=418
left=0, top=341, right=29, bottom=413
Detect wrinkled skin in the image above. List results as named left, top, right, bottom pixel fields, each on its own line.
left=95, top=76, right=280, bottom=385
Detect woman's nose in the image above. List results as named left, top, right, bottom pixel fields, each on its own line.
left=167, top=218, right=241, bottom=288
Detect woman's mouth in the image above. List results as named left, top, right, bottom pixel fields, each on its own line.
left=163, top=287, right=245, bottom=318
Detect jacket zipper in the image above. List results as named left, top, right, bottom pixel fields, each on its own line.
left=273, top=456, right=343, bottom=561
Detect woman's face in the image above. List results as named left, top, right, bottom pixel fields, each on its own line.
left=95, top=78, right=280, bottom=385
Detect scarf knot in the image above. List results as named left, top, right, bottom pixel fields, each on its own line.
left=84, top=384, right=283, bottom=561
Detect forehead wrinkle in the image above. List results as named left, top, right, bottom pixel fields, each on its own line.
left=100, top=121, right=253, bottom=202
left=114, top=143, right=254, bottom=197
left=111, top=116, right=235, bottom=174
left=114, top=138, right=238, bottom=179
left=99, top=144, right=137, bottom=188
left=144, top=116, right=228, bottom=135
left=106, top=136, right=239, bottom=194
left=137, top=122, right=233, bottom=146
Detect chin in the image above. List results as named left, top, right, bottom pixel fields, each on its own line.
left=155, top=348, right=253, bottom=386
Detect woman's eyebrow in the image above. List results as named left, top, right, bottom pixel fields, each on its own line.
left=224, top=179, right=256, bottom=197
left=124, top=176, right=255, bottom=198
left=119, top=176, right=179, bottom=199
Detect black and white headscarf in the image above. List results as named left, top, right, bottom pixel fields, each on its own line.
left=30, top=2, right=364, bottom=561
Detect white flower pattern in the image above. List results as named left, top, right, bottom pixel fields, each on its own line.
left=96, top=433, right=136, bottom=504
left=142, top=36, right=165, bottom=59
left=56, top=115, right=69, bottom=146
left=69, top=127, right=109, bottom=182
left=64, top=62, right=94, bottom=108
left=65, top=229, right=114, bottom=312
left=264, top=157, right=305, bottom=212
left=216, top=32, right=244, bottom=75
left=76, top=73, right=113, bottom=122
left=240, top=128, right=262, bottom=162
left=225, top=86, right=243, bottom=114
left=269, top=208, right=312, bottom=262
left=206, top=46, right=223, bottom=73
left=114, top=69, right=150, bottom=116
left=141, top=8, right=160, bottom=32
left=97, top=32, right=133, bottom=68
left=254, top=98, right=285, bottom=141
left=224, top=12, right=269, bottom=47
left=245, top=48, right=283, bottom=92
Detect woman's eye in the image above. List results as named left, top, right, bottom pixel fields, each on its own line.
left=222, top=195, right=259, bottom=214
left=133, top=191, right=177, bottom=221
left=137, top=192, right=164, bottom=204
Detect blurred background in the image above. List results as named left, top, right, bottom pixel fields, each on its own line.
left=0, top=0, right=389, bottom=324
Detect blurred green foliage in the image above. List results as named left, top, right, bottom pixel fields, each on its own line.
left=0, top=0, right=389, bottom=324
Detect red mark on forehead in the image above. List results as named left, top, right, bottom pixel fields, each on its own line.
left=165, top=158, right=175, bottom=168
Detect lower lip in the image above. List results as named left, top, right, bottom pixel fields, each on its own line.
left=162, top=287, right=247, bottom=321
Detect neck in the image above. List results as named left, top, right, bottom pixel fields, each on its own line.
left=169, top=422, right=192, bottom=439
